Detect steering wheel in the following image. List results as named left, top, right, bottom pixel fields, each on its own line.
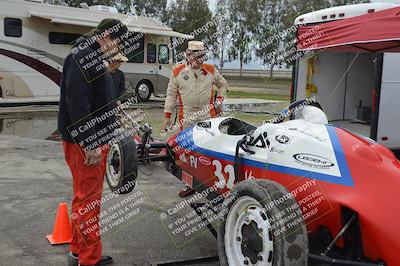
left=273, top=99, right=323, bottom=124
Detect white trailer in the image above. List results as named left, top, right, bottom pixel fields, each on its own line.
left=292, top=3, right=400, bottom=150
left=0, top=0, right=191, bottom=105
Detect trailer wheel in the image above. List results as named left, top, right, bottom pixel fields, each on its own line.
left=105, top=131, right=138, bottom=194
left=135, top=80, right=152, bottom=102
left=217, top=179, right=308, bottom=266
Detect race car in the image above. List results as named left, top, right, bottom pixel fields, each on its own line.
left=105, top=99, right=400, bottom=266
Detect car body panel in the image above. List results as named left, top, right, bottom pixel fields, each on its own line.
left=167, top=117, right=400, bottom=265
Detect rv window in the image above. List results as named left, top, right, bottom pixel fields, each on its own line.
left=147, top=43, right=156, bottom=63
left=124, top=33, right=144, bottom=63
left=158, top=44, right=169, bottom=64
left=49, top=32, right=82, bottom=45
left=4, top=18, right=22, bottom=37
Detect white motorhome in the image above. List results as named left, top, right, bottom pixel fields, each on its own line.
left=0, top=0, right=191, bottom=105
left=292, top=3, right=400, bottom=150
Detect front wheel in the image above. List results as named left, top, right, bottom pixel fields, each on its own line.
left=217, top=179, right=308, bottom=266
left=105, top=131, right=138, bottom=194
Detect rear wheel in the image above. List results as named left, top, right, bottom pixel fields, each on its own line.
left=105, top=131, right=138, bottom=194
left=217, top=179, right=308, bottom=266
left=135, top=80, right=152, bottom=102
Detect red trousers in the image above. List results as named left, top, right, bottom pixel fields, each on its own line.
left=63, top=141, right=108, bottom=265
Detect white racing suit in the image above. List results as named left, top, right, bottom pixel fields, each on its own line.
left=164, top=63, right=228, bottom=130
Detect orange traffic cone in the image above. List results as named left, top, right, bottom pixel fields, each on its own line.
left=46, top=202, right=73, bottom=245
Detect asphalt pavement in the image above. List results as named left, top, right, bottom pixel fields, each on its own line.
left=0, top=135, right=219, bottom=266
left=1, top=133, right=392, bottom=266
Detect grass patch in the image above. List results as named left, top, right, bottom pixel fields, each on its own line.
left=227, top=91, right=289, bottom=101
left=225, top=75, right=291, bottom=89
left=233, top=112, right=272, bottom=126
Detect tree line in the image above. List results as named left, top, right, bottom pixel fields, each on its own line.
left=55, top=0, right=369, bottom=77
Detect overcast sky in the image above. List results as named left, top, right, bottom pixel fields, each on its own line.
left=200, top=0, right=400, bottom=69
left=371, top=0, right=400, bottom=2
left=168, top=0, right=400, bottom=12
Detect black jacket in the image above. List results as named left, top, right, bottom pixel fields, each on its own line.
left=111, top=69, right=126, bottom=101
left=58, top=36, right=117, bottom=150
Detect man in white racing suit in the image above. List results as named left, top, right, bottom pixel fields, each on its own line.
left=162, top=40, right=228, bottom=197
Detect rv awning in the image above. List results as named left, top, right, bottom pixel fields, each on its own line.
left=28, top=11, right=192, bottom=39
left=297, top=7, right=400, bottom=52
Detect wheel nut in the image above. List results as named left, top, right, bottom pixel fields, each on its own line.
left=244, top=259, right=249, bottom=265
left=258, top=255, right=263, bottom=261
left=236, top=236, right=241, bottom=242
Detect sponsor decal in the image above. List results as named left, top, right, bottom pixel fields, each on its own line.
left=199, top=156, right=211, bottom=166
left=244, top=170, right=255, bottom=180
left=293, top=153, right=335, bottom=169
left=197, top=121, right=211, bottom=128
left=248, top=132, right=270, bottom=149
left=179, top=153, right=188, bottom=163
left=275, top=134, right=290, bottom=144
left=182, top=170, right=193, bottom=188
left=189, top=155, right=198, bottom=168
left=270, top=146, right=284, bottom=154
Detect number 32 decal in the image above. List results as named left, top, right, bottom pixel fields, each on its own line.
left=213, top=160, right=235, bottom=189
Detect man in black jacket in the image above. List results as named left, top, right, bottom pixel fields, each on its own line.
left=58, top=18, right=129, bottom=266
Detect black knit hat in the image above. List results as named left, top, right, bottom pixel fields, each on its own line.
left=96, top=18, right=128, bottom=40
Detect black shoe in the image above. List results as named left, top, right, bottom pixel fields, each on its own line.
left=179, top=186, right=195, bottom=197
left=68, top=252, right=113, bottom=266
left=68, top=252, right=78, bottom=266
left=94, top=256, right=113, bottom=266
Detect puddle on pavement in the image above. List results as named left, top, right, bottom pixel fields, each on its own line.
left=2, top=109, right=399, bottom=160
left=0, top=113, right=60, bottom=141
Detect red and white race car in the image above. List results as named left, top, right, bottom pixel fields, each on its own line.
left=105, top=100, right=400, bottom=266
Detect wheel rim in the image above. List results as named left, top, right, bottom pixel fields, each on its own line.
left=106, top=143, right=122, bottom=187
left=225, top=196, right=274, bottom=266
left=137, top=83, right=150, bottom=99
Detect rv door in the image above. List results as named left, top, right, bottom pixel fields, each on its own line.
left=375, top=53, right=400, bottom=149
left=156, top=44, right=172, bottom=95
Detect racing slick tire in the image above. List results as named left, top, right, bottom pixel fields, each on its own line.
left=217, top=179, right=308, bottom=266
left=105, top=130, right=138, bottom=194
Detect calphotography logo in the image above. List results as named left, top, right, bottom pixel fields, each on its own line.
left=293, top=153, right=335, bottom=169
